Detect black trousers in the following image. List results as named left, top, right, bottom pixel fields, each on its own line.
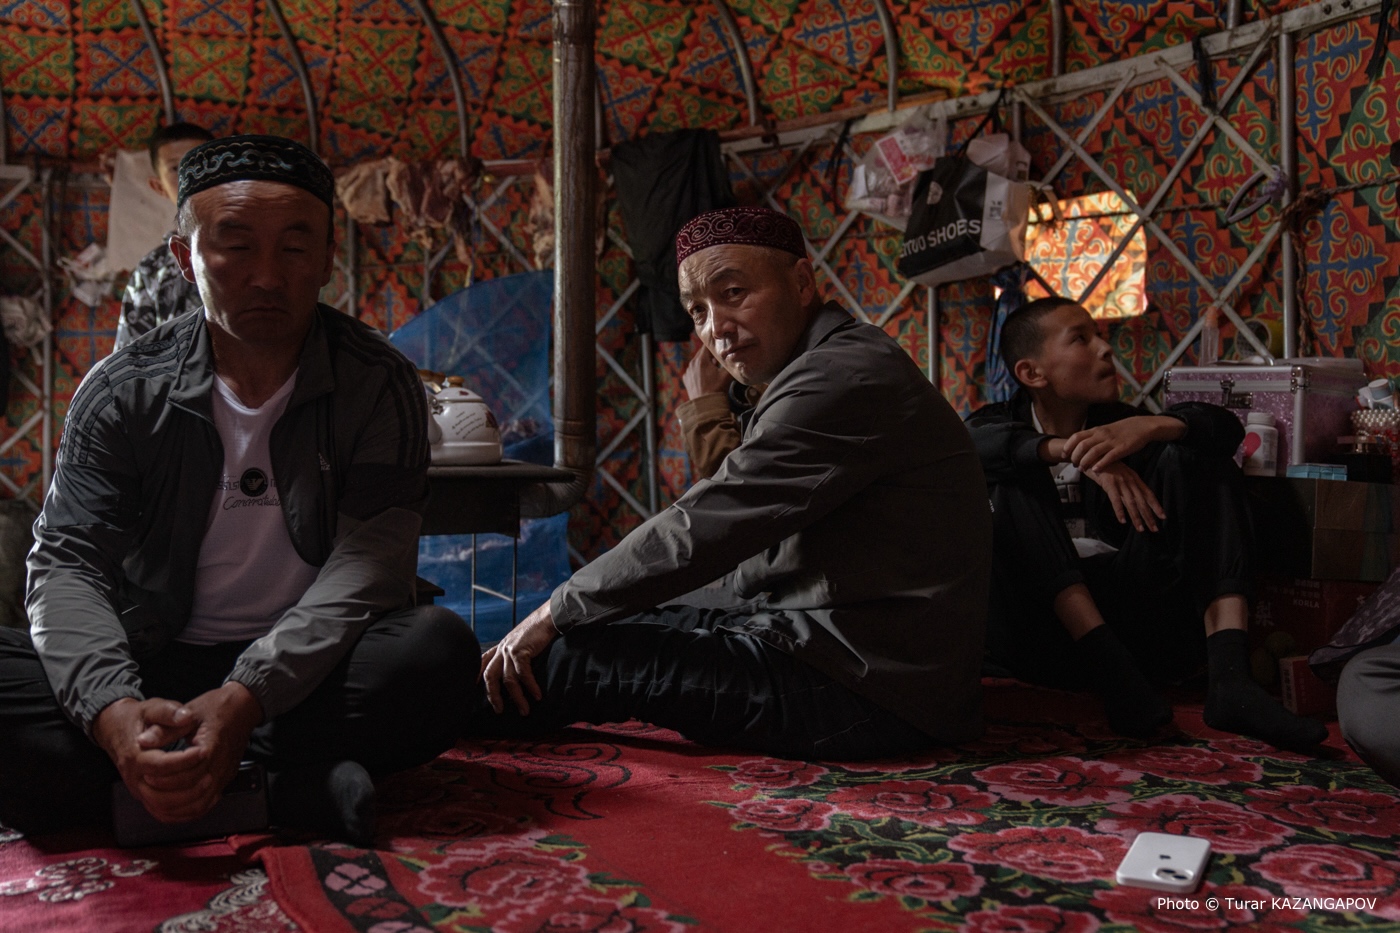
left=987, top=442, right=1251, bottom=688
left=0, top=605, right=480, bottom=834
left=471, top=605, right=932, bottom=761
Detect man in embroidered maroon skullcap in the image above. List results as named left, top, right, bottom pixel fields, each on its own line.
left=674, top=205, right=808, bottom=264
left=480, top=206, right=992, bottom=760
left=672, top=207, right=804, bottom=479
left=671, top=207, right=815, bottom=388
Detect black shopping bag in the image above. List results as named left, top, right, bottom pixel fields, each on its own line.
left=897, top=156, right=987, bottom=283
left=896, top=136, right=1029, bottom=287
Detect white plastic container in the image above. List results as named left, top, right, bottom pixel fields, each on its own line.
left=1242, top=411, right=1279, bottom=477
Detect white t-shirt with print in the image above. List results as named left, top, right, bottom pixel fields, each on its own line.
left=179, top=373, right=320, bottom=645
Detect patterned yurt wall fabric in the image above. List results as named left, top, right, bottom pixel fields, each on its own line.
left=3, top=0, right=1399, bottom=562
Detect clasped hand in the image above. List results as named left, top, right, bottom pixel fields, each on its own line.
left=1061, top=419, right=1162, bottom=472
left=94, top=682, right=263, bottom=824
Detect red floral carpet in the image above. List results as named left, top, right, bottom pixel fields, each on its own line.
left=2, top=680, right=1394, bottom=932
left=0, top=829, right=294, bottom=932
left=257, top=681, right=1400, bottom=933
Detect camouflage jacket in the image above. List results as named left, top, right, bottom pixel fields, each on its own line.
left=115, top=240, right=202, bottom=351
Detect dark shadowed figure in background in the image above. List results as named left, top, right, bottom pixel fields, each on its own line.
left=114, top=122, right=213, bottom=352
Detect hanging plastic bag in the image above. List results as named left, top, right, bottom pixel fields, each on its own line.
left=844, top=108, right=945, bottom=229
left=896, top=95, right=1031, bottom=287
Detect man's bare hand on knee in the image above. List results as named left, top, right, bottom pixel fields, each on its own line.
left=481, top=603, right=559, bottom=716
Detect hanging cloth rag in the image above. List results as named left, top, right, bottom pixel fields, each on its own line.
left=611, top=129, right=736, bottom=341
left=336, top=159, right=392, bottom=225
left=1192, top=34, right=1218, bottom=112
left=385, top=157, right=480, bottom=247
left=527, top=170, right=555, bottom=270
left=985, top=263, right=1030, bottom=404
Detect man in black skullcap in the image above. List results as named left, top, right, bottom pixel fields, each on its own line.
left=0, top=135, right=479, bottom=845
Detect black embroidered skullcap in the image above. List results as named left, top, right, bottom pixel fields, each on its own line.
left=177, top=135, right=334, bottom=210
left=676, top=207, right=807, bottom=265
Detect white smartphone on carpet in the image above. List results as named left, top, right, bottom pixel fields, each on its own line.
left=1116, top=832, right=1210, bottom=893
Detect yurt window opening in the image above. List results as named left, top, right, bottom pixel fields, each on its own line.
left=1025, top=191, right=1149, bottom=323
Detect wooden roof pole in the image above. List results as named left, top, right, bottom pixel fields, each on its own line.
left=0, top=73, right=7, bottom=163
left=871, top=0, right=899, bottom=111
left=709, top=1, right=761, bottom=126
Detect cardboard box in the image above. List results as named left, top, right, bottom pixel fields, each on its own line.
left=1247, top=478, right=1400, bottom=581
left=1279, top=655, right=1337, bottom=717
left=1251, top=575, right=1379, bottom=655
left=1308, top=530, right=1400, bottom=582
left=1274, top=477, right=1400, bottom=532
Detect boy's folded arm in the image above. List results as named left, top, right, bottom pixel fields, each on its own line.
left=1160, top=402, right=1245, bottom=456
left=966, top=417, right=1056, bottom=477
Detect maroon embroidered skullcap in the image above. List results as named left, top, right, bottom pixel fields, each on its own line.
left=675, top=207, right=807, bottom=265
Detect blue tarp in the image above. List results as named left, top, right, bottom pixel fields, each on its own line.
left=389, top=271, right=569, bottom=644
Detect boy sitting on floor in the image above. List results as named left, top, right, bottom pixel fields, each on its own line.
left=965, top=297, right=1326, bottom=751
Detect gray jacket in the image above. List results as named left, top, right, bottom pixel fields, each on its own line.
left=27, top=306, right=430, bottom=734
left=551, top=302, right=991, bottom=743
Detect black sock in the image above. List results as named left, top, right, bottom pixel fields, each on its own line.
left=269, top=760, right=376, bottom=848
left=1203, top=629, right=1328, bottom=751
left=1076, top=625, right=1173, bottom=737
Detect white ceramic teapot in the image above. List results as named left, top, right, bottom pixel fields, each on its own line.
left=426, top=376, right=503, bottom=466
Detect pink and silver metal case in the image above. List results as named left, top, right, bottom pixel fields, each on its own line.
left=1163, top=359, right=1367, bottom=467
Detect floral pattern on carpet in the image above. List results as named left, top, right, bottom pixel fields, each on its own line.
left=0, top=829, right=294, bottom=932
left=157, top=867, right=298, bottom=933
left=714, top=722, right=1400, bottom=930
left=260, top=681, right=1400, bottom=933
left=262, top=729, right=705, bottom=933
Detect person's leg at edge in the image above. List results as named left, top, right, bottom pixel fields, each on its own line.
left=987, top=471, right=1170, bottom=738
left=468, top=606, right=931, bottom=761
left=1337, top=644, right=1400, bottom=788
left=1058, top=583, right=1173, bottom=737
left=247, top=605, right=481, bottom=845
